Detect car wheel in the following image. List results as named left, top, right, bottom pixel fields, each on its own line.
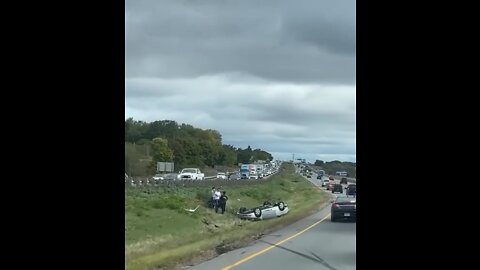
left=254, top=208, right=262, bottom=218
left=331, top=215, right=336, bottom=222
left=278, top=201, right=285, bottom=211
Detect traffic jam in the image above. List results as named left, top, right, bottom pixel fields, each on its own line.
left=297, top=164, right=356, bottom=222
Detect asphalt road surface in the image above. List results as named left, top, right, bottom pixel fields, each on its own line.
left=189, top=172, right=356, bottom=270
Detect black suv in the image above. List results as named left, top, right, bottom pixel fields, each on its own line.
left=340, top=177, right=348, bottom=184
left=331, top=184, right=343, bottom=194
left=346, top=184, right=356, bottom=196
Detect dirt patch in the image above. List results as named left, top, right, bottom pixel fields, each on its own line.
left=215, top=240, right=245, bottom=255
left=155, top=249, right=217, bottom=270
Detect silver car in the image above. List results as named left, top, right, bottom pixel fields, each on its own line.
left=237, top=201, right=289, bottom=220
left=216, top=172, right=227, bottom=180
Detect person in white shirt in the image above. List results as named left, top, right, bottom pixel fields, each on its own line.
left=210, top=187, right=216, bottom=208
left=214, top=189, right=221, bottom=212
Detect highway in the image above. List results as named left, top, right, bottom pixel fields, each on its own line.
left=189, top=172, right=356, bottom=270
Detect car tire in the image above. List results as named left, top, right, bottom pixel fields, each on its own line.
left=278, top=201, right=285, bottom=211
left=254, top=208, right=262, bottom=218
left=331, top=216, right=336, bottom=222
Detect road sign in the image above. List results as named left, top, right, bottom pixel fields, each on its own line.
left=157, top=162, right=174, bottom=172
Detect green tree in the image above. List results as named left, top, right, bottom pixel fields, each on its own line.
left=314, top=160, right=324, bottom=166
left=169, top=138, right=187, bottom=167
left=217, top=145, right=237, bottom=166
left=125, top=143, right=139, bottom=176
left=125, top=118, right=149, bottom=143
left=125, top=142, right=151, bottom=176
left=237, top=146, right=254, bottom=163
left=252, top=148, right=273, bottom=162
left=150, top=137, right=174, bottom=172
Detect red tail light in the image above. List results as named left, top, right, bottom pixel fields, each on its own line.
left=332, top=203, right=340, bottom=208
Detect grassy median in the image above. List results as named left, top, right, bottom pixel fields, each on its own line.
left=125, top=163, right=330, bottom=270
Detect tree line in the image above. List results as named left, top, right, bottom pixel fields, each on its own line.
left=314, top=160, right=356, bottom=178
left=125, top=118, right=273, bottom=176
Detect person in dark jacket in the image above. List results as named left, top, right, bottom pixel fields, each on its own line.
left=217, top=191, right=229, bottom=214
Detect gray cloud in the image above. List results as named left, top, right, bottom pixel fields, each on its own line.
left=279, top=0, right=356, bottom=55
left=125, top=0, right=356, bottom=162
left=125, top=74, right=355, bottom=162
left=125, top=0, right=355, bottom=84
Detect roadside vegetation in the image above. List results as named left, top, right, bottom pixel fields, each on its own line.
left=125, top=163, right=330, bottom=270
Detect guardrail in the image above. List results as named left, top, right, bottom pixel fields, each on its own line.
left=126, top=178, right=271, bottom=189
left=125, top=173, right=277, bottom=188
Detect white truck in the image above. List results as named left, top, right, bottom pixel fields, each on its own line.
left=255, top=164, right=265, bottom=179
left=177, top=168, right=205, bottom=180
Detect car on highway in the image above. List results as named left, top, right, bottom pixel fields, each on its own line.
left=229, top=172, right=241, bottom=181
left=321, top=179, right=330, bottom=187
left=249, top=171, right=259, bottom=180
left=152, top=174, right=164, bottom=181
left=237, top=201, right=289, bottom=220
left=331, top=195, right=356, bottom=222
left=316, top=175, right=322, bottom=179
left=163, top=173, right=177, bottom=181
left=331, top=183, right=343, bottom=194
left=327, top=181, right=336, bottom=190
left=329, top=176, right=334, bottom=181
left=340, top=177, right=348, bottom=184
left=346, top=184, right=356, bottom=196
left=216, top=172, right=227, bottom=180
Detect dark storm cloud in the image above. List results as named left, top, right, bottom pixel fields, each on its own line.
left=125, top=0, right=355, bottom=84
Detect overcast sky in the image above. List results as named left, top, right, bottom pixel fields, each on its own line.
left=125, top=0, right=356, bottom=163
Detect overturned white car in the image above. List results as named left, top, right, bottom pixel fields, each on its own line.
left=237, top=201, right=289, bottom=220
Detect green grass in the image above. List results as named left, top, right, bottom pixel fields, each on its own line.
left=125, top=163, right=330, bottom=270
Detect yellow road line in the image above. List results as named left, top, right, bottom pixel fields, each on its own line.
left=221, top=213, right=331, bottom=270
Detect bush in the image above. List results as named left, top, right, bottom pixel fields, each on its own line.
left=195, top=189, right=210, bottom=202
left=151, top=200, right=163, bottom=209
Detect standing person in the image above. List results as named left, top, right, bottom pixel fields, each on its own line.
left=219, top=191, right=228, bottom=214
left=214, top=188, right=222, bottom=213
left=210, top=187, right=216, bottom=208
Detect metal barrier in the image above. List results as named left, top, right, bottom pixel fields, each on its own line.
left=125, top=173, right=277, bottom=189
